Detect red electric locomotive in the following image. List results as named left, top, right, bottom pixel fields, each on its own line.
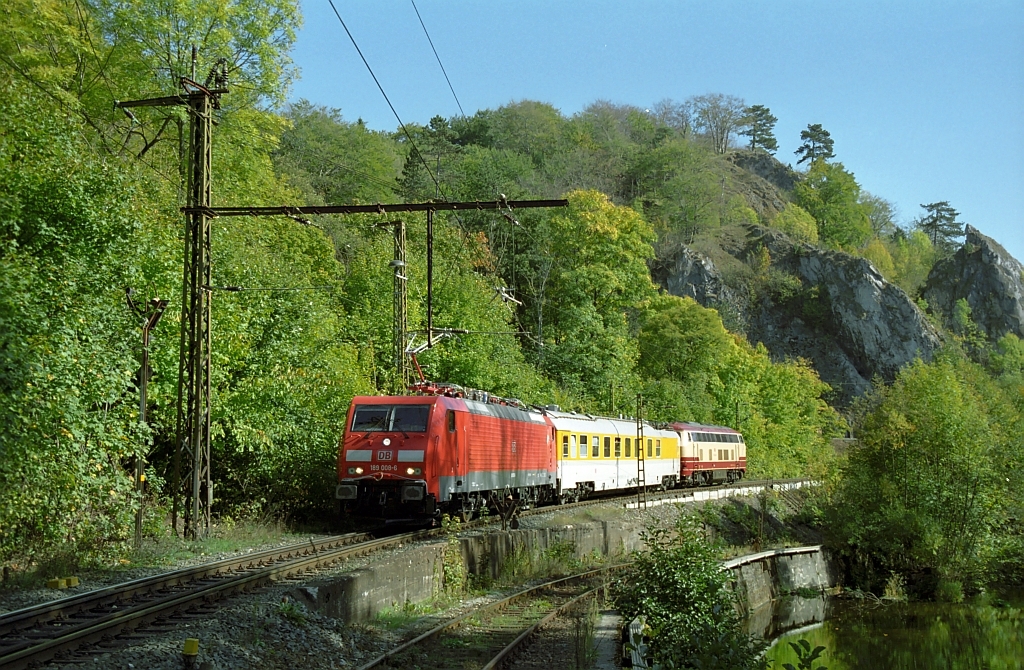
left=336, top=386, right=555, bottom=523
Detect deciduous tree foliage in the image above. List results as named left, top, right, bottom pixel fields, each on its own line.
left=794, top=160, right=872, bottom=249
left=826, top=353, right=1022, bottom=591
left=638, top=296, right=841, bottom=478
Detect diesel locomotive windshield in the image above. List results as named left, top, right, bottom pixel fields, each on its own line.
left=352, top=404, right=431, bottom=432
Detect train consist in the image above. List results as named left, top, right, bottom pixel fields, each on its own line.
left=335, top=383, right=746, bottom=522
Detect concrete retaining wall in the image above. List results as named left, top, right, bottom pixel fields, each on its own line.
left=459, top=519, right=644, bottom=581
left=291, top=488, right=824, bottom=625
left=292, top=518, right=643, bottom=623
left=290, top=542, right=446, bottom=622
left=723, top=546, right=836, bottom=613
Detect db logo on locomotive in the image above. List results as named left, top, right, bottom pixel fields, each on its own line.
left=377, top=450, right=393, bottom=460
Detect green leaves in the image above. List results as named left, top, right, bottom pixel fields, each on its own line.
left=826, top=353, right=1023, bottom=592
left=794, top=160, right=872, bottom=250
left=616, top=515, right=767, bottom=669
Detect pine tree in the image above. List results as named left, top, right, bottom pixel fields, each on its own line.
left=742, top=105, right=778, bottom=153
left=794, top=123, right=835, bottom=164
left=915, top=201, right=965, bottom=252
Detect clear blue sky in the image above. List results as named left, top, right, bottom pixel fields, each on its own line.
left=290, top=1, right=1024, bottom=261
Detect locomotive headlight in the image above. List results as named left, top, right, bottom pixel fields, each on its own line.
left=354, top=467, right=364, bottom=475
left=382, top=438, right=392, bottom=446
left=406, top=467, right=421, bottom=475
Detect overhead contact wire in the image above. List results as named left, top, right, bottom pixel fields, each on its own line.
left=411, top=0, right=466, bottom=119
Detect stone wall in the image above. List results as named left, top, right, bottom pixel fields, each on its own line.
left=723, top=545, right=836, bottom=614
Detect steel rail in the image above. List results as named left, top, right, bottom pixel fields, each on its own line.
left=358, top=564, right=626, bottom=670
left=512, top=477, right=812, bottom=521
left=0, top=530, right=430, bottom=669
left=481, top=587, right=599, bottom=670
left=0, top=532, right=371, bottom=635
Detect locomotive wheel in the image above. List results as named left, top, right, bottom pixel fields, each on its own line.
left=459, top=503, right=474, bottom=523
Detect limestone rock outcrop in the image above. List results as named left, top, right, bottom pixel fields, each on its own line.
left=659, top=227, right=942, bottom=405
left=923, top=225, right=1024, bottom=340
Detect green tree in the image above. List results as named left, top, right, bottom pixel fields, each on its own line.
left=689, top=93, right=747, bottom=154
left=915, top=201, right=965, bottom=253
left=793, top=160, right=871, bottom=249
left=795, top=123, right=834, bottom=164
left=862, top=238, right=896, bottom=279
left=616, top=515, right=767, bottom=669
left=273, top=101, right=401, bottom=205
left=990, top=333, right=1024, bottom=376
left=0, top=79, right=154, bottom=564
left=771, top=203, right=819, bottom=244
left=826, top=355, right=1013, bottom=591
left=860, top=192, right=898, bottom=238
left=741, top=104, right=778, bottom=153
left=530, top=190, right=656, bottom=405
left=886, top=228, right=936, bottom=294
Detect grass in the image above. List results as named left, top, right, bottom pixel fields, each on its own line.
left=371, top=600, right=437, bottom=630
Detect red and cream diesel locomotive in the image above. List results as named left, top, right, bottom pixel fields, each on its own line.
left=335, top=385, right=746, bottom=523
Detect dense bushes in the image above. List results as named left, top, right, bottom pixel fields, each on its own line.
left=825, top=350, right=1024, bottom=594
left=616, top=515, right=767, bottom=669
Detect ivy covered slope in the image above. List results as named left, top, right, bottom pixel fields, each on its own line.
left=4, top=1, right=1020, bottom=573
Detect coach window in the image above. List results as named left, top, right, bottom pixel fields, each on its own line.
left=656, top=439, right=662, bottom=457
left=592, top=436, right=600, bottom=458
left=447, top=410, right=456, bottom=432
left=699, top=449, right=703, bottom=460
left=571, top=435, right=577, bottom=459
left=646, top=438, right=653, bottom=458
left=562, top=435, right=569, bottom=458
left=614, top=437, right=621, bottom=458
left=625, top=437, right=631, bottom=458
left=603, top=436, right=611, bottom=458
left=579, top=435, right=588, bottom=458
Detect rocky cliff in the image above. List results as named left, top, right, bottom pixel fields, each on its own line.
left=923, top=225, right=1024, bottom=340
left=659, top=227, right=942, bottom=405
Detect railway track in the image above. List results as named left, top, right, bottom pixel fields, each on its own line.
left=0, top=530, right=423, bottom=669
left=512, top=476, right=811, bottom=522
left=0, top=477, right=806, bottom=668
left=357, top=565, right=623, bottom=670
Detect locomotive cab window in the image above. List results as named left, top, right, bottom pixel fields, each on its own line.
left=392, top=405, right=431, bottom=432
left=352, top=404, right=431, bottom=432
left=447, top=410, right=456, bottom=432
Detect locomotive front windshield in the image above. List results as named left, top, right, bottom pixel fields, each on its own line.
left=351, top=404, right=431, bottom=432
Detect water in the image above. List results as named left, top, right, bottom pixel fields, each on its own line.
left=757, top=590, right=1024, bottom=669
